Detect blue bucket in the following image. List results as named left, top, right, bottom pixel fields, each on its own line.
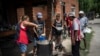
left=38, top=35, right=46, bottom=41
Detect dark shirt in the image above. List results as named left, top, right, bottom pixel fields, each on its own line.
left=54, top=20, right=62, bottom=27
left=33, top=20, right=45, bottom=35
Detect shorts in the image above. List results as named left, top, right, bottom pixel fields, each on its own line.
left=55, top=30, right=62, bottom=36
left=18, top=43, right=27, bottom=53
left=52, top=27, right=56, bottom=35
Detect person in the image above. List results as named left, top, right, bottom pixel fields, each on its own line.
left=16, top=15, right=38, bottom=56
left=69, top=12, right=82, bottom=56
left=52, top=13, right=63, bottom=50
left=65, top=14, right=72, bottom=37
left=79, top=11, right=88, bottom=51
left=32, top=12, right=46, bottom=56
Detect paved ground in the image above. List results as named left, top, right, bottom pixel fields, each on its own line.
left=88, top=18, right=100, bottom=24
left=88, top=19, right=100, bottom=56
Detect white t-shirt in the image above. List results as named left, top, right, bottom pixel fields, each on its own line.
left=73, top=18, right=80, bottom=31
left=80, top=16, right=88, bottom=30
left=72, top=18, right=82, bottom=41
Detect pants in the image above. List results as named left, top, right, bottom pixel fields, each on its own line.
left=72, top=41, right=80, bottom=56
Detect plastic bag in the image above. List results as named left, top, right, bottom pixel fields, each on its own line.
left=83, top=27, right=92, bottom=33
left=61, top=37, right=72, bottom=54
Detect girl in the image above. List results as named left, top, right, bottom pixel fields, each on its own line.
left=17, top=15, right=38, bottom=56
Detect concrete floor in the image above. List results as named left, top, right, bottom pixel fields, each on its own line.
left=88, top=24, right=100, bottom=56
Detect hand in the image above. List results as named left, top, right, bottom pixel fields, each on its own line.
left=55, top=27, right=57, bottom=30
left=36, top=34, right=39, bottom=37
left=35, top=25, right=38, bottom=28
left=72, top=41, right=75, bottom=45
left=62, top=26, right=64, bottom=30
left=41, top=33, right=46, bottom=36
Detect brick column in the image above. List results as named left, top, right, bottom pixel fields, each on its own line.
left=24, top=3, right=33, bottom=22
left=45, top=0, right=52, bottom=39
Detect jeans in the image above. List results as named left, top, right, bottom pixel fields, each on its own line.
left=72, top=41, right=80, bottom=56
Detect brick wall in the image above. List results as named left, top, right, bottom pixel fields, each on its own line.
left=32, top=6, right=47, bottom=20
left=16, top=6, right=47, bottom=21
left=16, top=0, right=79, bottom=37
left=55, top=0, right=79, bottom=18
left=17, top=8, right=25, bottom=22
left=6, top=0, right=78, bottom=37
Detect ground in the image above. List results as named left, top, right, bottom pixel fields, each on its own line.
left=87, top=23, right=100, bottom=56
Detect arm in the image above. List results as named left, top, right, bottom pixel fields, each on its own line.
left=43, top=22, right=46, bottom=34
left=71, top=34, right=76, bottom=45
left=73, top=19, right=79, bottom=44
left=84, top=17, right=88, bottom=27
left=52, top=19, right=56, bottom=29
left=62, top=20, right=64, bottom=28
left=23, top=21, right=38, bottom=28
left=33, top=27, right=38, bottom=37
left=74, top=30, right=78, bottom=41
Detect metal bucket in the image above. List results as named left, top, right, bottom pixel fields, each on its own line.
left=37, top=40, right=52, bottom=56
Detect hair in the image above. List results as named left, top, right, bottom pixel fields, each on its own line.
left=21, top=15, right=29, bottom=21
left=71, top=16, right=75, bottom=18
left=56, top=13, right=60, bottom=17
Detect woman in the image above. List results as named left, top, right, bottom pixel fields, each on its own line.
left=17, top=15, right=38, bottom=56
left=52, top=14, right=63, bottom=49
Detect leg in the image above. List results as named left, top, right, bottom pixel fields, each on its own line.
left=83, top=33, right=88, bottom=52
left=55, top=32, right=62, bottom=51
left=83, top=38, right=86, bottom=49
left=19, top=43, right=27, bottom=56
left=75, top=41, right=80, bottom=56
left=80, top=33, right=87, bottom=50
left=33, top=38, right=37, bottom=56
left=83, top=33, right=87, bottom=49
left=72, top=45, right=76, bottom=56
left=33, top=46, right=37, bottom=56
left=72, top=41, right=80, bottom=56
left=21, top=53, right=26, bottom=56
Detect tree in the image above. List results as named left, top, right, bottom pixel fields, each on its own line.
left=78, top=0, right=100, bottom=14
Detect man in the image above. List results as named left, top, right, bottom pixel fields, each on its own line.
left=79, top=11, right=88, bottom=51
left=33, top=12, right=46, bottom=55
left=69, top=12, right=81, bottom=56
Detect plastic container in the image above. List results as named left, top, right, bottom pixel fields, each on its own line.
left=38, top=35, right=46, bottom=41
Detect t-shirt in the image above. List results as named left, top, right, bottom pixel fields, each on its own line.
left=33, top=20, right=45, bottom=35
left=73, top=18, right=79, bottom=30
left=70, top=18, right=81, bottom=41
left=79, top=16, right=88, bottom=31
